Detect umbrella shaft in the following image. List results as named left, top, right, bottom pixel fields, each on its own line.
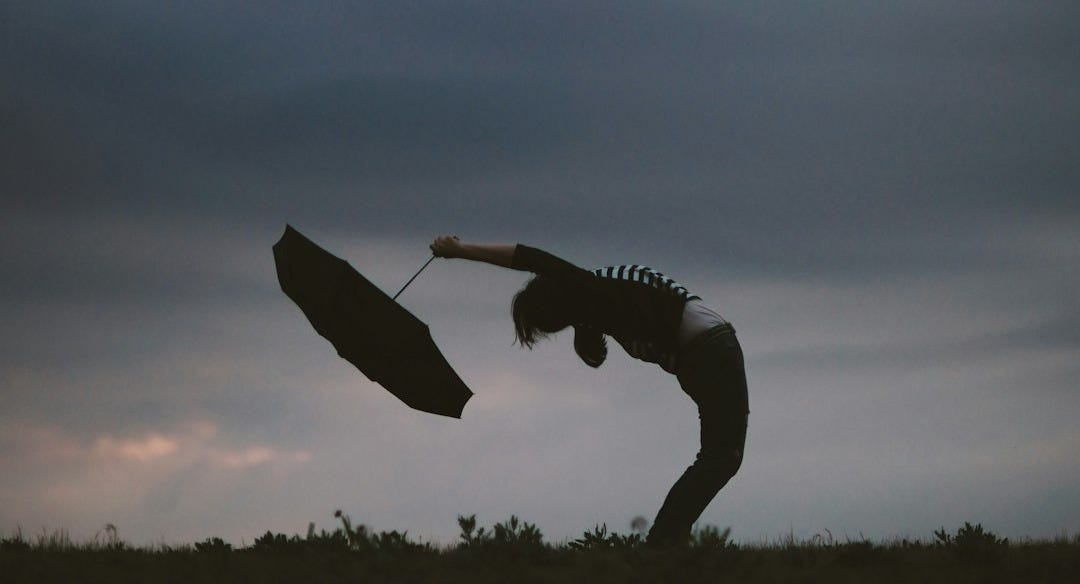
left=393, top=255, right=436, bottom=300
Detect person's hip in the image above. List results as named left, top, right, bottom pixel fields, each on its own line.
left=675, top=323, right=749, bottom=413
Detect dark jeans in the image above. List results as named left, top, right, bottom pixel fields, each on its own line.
left=646, top=323, right=749, bottom=546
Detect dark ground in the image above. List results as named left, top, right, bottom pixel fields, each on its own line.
left=3, top=520, right=1078, bottom=583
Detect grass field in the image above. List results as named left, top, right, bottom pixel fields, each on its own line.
left=3, top=514, right=1078, bottom=583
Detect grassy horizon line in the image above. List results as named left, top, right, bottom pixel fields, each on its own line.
left=3, top=513, right=1076, bottom=553
left=6, top=517, right=1078, bottom=584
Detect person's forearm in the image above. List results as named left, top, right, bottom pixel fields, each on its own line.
left=456, top=242, right=517, bottom=269
left=430, top=235, right=518, bottom=269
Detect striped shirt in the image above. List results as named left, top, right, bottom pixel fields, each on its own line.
left=592, top=265, right=701, bottom=371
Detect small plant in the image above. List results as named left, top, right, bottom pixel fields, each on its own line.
left=568, top=523, right=642, bottom=550
left=457, top=514, right=490, bottom=547
left=334, top=509, right=371, bottom=550
left=810, top=528, right=835, bottom=547
left=1, top=527, right=31, bottom=552
left=492, top=515, right=544, bottom=547
left=194, top=537, right=232, bottom=553
left=94, top=523, right=125, bottom=551
left=934, top=522, right=1009, bottom=560
left=372, top=529, right=429, bottom=553
left=303, top=521, right=350, bottom=552
left=246, top=511, right=430, bottom=554
left=35, top=528, right=73, bottom=551
left=691, top=525, right=737, bottom=550
left=252, top=531, right=298, bottom=552
left=569, top=523, right=610, bottom=550
left=455, top=514, right=544, bottom=553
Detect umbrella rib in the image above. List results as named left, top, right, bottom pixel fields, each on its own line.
left=392, top=255, right=437, bottom=300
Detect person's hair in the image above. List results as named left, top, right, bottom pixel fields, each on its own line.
left=512, top=275, right=607, bottom=368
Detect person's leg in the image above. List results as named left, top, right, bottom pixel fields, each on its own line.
left=646, top=326, right=749, bottom=547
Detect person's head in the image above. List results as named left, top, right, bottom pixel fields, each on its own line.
left=512, top=275, right=572, bottom=346
left=511, top=275, right=607, bottom=367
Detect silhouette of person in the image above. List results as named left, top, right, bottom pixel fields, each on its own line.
left=431, top=236, right=749, bottom=547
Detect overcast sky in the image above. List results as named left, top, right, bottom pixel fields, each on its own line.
left=3, top=1, right=1078, bottom=546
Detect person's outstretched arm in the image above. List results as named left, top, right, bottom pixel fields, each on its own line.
left=430, top=235, right=517, bottom=269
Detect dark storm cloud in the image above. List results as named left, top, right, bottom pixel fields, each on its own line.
left=184, top=76, right=582, bottom=181
left=9, top=1, right=1077, bottom=230
left=4, top=1, right=585, bottom=207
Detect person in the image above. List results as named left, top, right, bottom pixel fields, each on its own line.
left=430, top=235, right=749, bottom=547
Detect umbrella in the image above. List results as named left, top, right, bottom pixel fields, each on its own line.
left=272, top=224, right=473, bottom=418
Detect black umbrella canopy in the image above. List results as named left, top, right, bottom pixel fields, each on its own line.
left=273, top=225, right=473, bottom=418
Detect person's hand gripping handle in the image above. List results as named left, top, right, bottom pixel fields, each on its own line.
left=430, top=235, right=464, bottom=259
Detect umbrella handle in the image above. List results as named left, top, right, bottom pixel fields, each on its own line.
left=392, top=255, right=437, bottom=300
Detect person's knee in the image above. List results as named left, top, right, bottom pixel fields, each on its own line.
left=695, top=446, right=743, bottom=485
